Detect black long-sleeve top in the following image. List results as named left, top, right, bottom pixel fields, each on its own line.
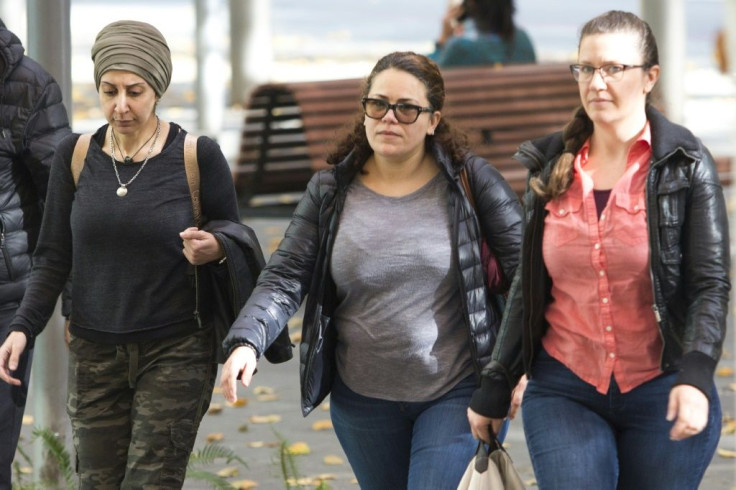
left=10, top=123, right=239, bottom=345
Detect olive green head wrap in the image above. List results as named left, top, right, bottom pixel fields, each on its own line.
left=91, top=20, right=172, bottom=98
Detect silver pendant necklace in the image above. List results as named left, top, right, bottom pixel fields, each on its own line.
left=110, top=116, right=161, bottom=197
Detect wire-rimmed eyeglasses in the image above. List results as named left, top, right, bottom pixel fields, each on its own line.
left=569, top=64, right=648, bottom=83
left=361, top=97, right=434, bottom=124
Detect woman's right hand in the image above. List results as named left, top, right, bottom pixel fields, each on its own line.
left=439, top=3, right=465, bottom=45
left=219, top=345, right=258, bottom=403
left=467, top=407, right=505, bottom=443
left=0, top=331, right=28, bottom=386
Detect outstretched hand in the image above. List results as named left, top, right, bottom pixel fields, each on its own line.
left=0, top=331, right=28, bottom=386
left=219, top=345, right=258, bottom=403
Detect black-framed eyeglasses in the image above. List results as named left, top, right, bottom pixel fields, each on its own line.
left=361, top=97, right=434, bottom=124
left=569, top=63, right=648, bottom=83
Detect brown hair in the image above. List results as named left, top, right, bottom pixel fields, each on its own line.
left=326, top=51, right=467, bottom=169
left=530, top=10, right=659, bottom=199
left=468, top=0, right=516, bottom=42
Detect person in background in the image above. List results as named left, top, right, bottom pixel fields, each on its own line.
left=219, top=51, right=522, bottom=489
left=467, top=10, right=729, bottom=489
left=0, top=18, right=71, bottom=489
left=0, top=20, right=240, bottom=489
left=429, top=0, right=536, bottom=68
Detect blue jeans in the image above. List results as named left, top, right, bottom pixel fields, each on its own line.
left=523, top=348, right=721, bottom=490
left=329, top=373, right=509, bottom=490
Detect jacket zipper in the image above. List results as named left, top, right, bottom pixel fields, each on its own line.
left=645, top=148, right=692, bottom=366
left=193, top=265, right=202, bottom=328
left=0, top=217, right=13, bottom=281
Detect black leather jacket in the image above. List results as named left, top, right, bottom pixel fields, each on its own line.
left=471, top=106, right=731, bottom=418
left=223, top=141, right=523, bottom=416
left=0, top=22, right=70, bottom=307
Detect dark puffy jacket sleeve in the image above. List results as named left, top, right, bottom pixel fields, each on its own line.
left=20, top=65, right=71, bottom=198
left=222, top=170, right=330, bottom=357
left=465, top=155, right=522, bottom=284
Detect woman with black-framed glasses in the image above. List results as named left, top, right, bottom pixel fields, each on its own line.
left=468, top=10, right=728, bottom=489
left=219, top=51, right=523, bottom=489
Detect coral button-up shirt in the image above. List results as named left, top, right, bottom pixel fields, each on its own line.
left=541, top=124, right=663, bottom=394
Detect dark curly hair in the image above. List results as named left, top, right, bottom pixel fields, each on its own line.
left=326, top=51, right=468, bottom=170
left=530, top=10, right=659, bottom=199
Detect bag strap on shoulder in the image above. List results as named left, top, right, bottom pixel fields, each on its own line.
left=183, top=133, right=201, bottom=227
left=71, top=133, right=93, bottom=187
left=459, top=166, right=477, bottom=211
left=72, top=131, right=202, bottom=229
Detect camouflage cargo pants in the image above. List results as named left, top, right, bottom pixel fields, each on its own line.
left=66, top=327, right=216, bottom=489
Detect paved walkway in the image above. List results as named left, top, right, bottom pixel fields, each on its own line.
left=187, top=213, right=736, bottom=490
left=12, top=209, right=736, bottom=489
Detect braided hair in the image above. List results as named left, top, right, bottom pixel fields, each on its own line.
left=530, top=10, right=659, bottom=199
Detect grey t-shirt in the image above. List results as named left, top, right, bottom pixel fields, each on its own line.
left=330, top=172, right=474, bottom=402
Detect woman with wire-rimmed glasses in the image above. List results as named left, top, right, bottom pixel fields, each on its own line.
left=468, top=10, right=729, bottom=489
left=219, top=51, right=522, bottom=489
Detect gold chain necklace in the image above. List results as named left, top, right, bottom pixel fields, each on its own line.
left=110, top=116, right=161, bottom=197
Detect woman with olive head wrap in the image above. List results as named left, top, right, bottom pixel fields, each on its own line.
left=0, top=20, right=242, bottom=488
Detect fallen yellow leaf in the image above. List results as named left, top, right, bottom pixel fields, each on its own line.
left=231, top=480, right=258, bottom=489
left=208, top=403, right=223, bottom=415
left=286, top=477, right=314, bottom=486
left=238, top=424, right=249, bottom=433
left=290, top=332, right=302, bottom=343
left=217, top=467, right=239, bottom=478
left=286, top=441, right=310, bottom=455
left=323, top=455, right=344, bottom=465
left=717, top=448, right=736, bottom=458
left=253, top=386, right=275, bottom=395
left=716, top=367, right=734, bottom=377
left=226, top=398, right=248, bottom=408
left=320, top=402, right=330, bottom=411
left=206, top=432, right=224, bottom=443
left=287, top=317, right=303, bottom=329
left=313, top=474, right=337, bottom=481
left=728, top=383, right=736, bottom=392
left=247, top=440, right=279, bottom=448
left=311, top=420, right=333, bottom=431
left=19, top=466, right=32, bottom=475
left=22, top=415, right=34, bottom=425
left=212, top=386, right=223, bottom=394
left=256, top=394, right=280, bottom=402
left=249, top=414, right=282, bottom=424
left=722, top=417, right=736, bottom=435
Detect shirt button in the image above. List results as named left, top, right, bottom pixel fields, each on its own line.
left=602, top=297, right=609, bottom=304
left=594, top=243, right=601, bottom=250
left=605, top=325, right=612, bottom=332
left=634, top=205, right=639, bottom=211
left=599, top=270, right=605, bottom=277
left=559, top=209, right=565, bottom=215
left=600, top=213, right=605, bottom=220
left=609, top=352, right=616, bottom=358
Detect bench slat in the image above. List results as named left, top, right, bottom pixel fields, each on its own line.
left=235, top=63, right=731, bottom=207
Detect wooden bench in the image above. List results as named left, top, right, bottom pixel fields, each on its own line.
left=235, top=63, right=732, bottom=208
